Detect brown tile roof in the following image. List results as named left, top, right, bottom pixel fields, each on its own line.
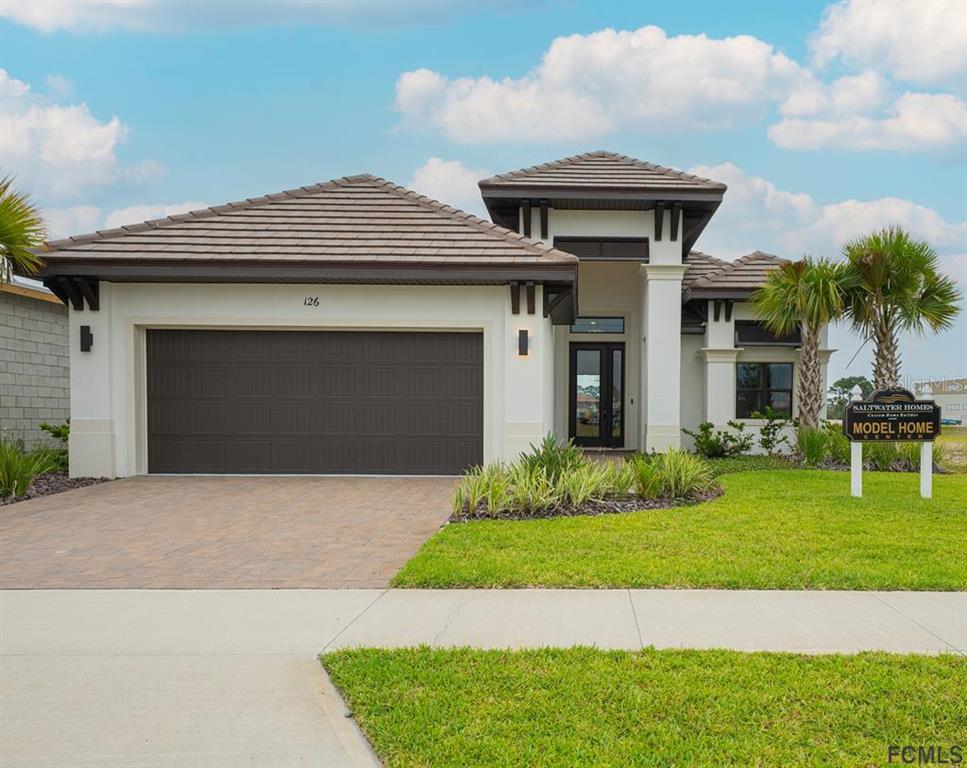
left=479, top=151, right=727, bottom=193
left=40, top=175, right=578, bottom=273
left=684, top=250, right=787, bottom=299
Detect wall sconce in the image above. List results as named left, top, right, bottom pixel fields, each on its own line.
left=517, top=329, right=529, bottom=356
left=80, top=325, right=94, bottom=352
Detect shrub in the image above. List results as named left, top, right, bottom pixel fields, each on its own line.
left=628, top=450, right=714, bottom=500
left=39, top=420, right=69, bottom=471
left=508, top=462, right=561, bottom=515
left=864, top=442, right=899, bottom=471
left=0, top=437, right=57, bottom=499
left=659, top=449, right=715, bottom=498
left=796, top=426, right=827, bottom=467
left=520, top=434, right=587, bottom=483
left=682, top=421, right=754, bottom=458
left=602, top=460, right=635, bottom=497
left=823, top=422, right=851, bottom=464
left=560, top=462, right=609, bottom=508
left=627, top=453, right=664, bottom=499
left=750, top=407, right=791, bottom=455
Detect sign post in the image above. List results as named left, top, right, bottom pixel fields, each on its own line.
left=843, top=386, right=941, bottom=499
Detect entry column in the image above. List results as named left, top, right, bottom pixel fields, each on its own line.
left=639, top=264, right=688, bottom=451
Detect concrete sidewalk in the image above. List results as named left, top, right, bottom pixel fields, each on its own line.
left=2, top=589, right=964, bottom=767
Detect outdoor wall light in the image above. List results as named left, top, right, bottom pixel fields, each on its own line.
left=518, top=329, right=529, bottom=356
left=80, top=325, right=94, bottom=352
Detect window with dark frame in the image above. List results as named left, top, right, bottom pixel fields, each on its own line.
left=736, top=362, right=793, bottom=418
left=570, top=317, right=625, bottom=334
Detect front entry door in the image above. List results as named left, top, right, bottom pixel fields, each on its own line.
left=569, top=343, right=625, bottom=447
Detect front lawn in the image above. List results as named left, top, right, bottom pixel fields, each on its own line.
left=324, top=647, right=967, bottom=768
left=394, top=470, right=967, bottom=589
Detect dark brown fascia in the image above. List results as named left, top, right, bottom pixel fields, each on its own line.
left=478, top=186, right=725, bottom=203
left=683, top=286, right=758, bottom=301
left=35, top=258, right=575, bottom=285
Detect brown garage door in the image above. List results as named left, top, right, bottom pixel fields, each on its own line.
left=146, top=329, right=483, bottom=474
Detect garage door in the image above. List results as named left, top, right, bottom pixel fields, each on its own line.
left=146, top=329, right=483, bottom=474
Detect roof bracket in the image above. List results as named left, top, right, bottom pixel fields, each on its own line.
left=510, top=282, right=521, bottom=315
left=724, top=299, right=734, bottom=322
left=670, top=203, right=681, bottom=242
left=713, top=299, right=722, bottom=322
left=522, top=201, right=532, bottom=238
left=654, top=201, right=664, bottom=242
left=526, top=281, right=536, bottom=314
left=539, top=200, right=549, bottom=240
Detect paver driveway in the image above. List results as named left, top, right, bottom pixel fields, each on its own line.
left=0, top=475, right=455, bottom=589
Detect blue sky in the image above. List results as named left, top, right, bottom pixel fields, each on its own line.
left=1, top=0, right=965, bottom=384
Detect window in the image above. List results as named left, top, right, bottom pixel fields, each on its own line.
left=570, top=317, right=625, bottom=334
left=736, top=363, right=793, bottom=418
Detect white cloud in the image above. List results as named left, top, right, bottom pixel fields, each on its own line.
left=811, top=0, right=967, bottom=88
left=0, top=0, right=508, bottom=33
left=406, top=157, right=490, bottom=215
left=42, top=205, right=103, bottom=240
left=395, top=26, right=809, bottom=143
left=689, top=163, right=967, bottom=264
left=41, top=201, right=209, bottom=240
left=103, top=201, right=209, bottom=230
left=780, top=71, right=887, bottom=118
left=769, top=91, right=967, bottom=152
left=0, top=68, right=159, bottom=197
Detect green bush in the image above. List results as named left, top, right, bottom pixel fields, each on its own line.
left=601, top=460, right=635, bottom=496
left=628, top=450, right=714, bottom=500
left=39, top=420, right=69, bottom=471
left=823, top=422, right=851, bottom=464
left=683, top=421, right=754, bottom=458
left=864, top=442, right=898, bottom=471
left=628, top=453, right=665, bottom=500
left=750, top=407, right=791, bottom=455
left=796, top=426, right=828, bottom=467
left=520, top=434, right=585, bottom=483
left=508, top=462, right=561, bottom=515
left=0, top=437, right=57, bottom=499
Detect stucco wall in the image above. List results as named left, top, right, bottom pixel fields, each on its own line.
left=0, top=290, right=70, bottom=449
left=67, top=282, right=554, bottom=478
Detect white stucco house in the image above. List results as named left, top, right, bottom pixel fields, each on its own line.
left=35, top=151, right=831, bottom=477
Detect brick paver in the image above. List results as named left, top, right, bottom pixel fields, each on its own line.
left=0, top=476, right=456, bottom=589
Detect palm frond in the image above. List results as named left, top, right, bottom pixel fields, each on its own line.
left=0, top=175, right=47, bottom=282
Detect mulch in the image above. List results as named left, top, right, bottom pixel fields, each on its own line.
left=0, top=472, right=112, bottom=506
left=449, top=486, right=723, bottom=523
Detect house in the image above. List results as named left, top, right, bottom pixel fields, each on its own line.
left=0, top=275, right=70, bottom=449
left=34, top=151, right=831, bottom=478
left=914, top=378, right=966, bottom=423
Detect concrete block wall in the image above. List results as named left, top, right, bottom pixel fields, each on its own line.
left=0, top=291, right=70, bottom=449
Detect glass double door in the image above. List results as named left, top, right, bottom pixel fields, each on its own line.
left=569, top=343, right=624, bottom=448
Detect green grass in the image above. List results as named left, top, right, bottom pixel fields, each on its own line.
left=705, top=454, right=794, bottom=476
left=323, top=647, right=967, bottom=768
left=394, top=470, right=967, bottom=589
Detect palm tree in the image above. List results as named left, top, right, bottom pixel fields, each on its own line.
left=842, top=226, right=962, bottom=390
left=752, top=258, right=847, bottom=428
left=0, top=176, right=46, bottom=284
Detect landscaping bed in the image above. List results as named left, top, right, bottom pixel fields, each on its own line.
left=452, top=436, right=718, bottom=522
left=394, top=470, right=967, bottom=589
left=0, top=471, right=110, bottom=506
left=323, top=647, right=967, bottom=768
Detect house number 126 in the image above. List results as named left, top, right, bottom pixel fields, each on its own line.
left=304, top=296, right=320, bottom=307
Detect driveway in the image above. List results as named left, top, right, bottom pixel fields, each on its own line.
left=0, top=475, right=455, bottom=589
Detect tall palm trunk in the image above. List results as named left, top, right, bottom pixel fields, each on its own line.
left=798, top=325, right=822, bottom=428
left=871, top=317, right=901, bottom=389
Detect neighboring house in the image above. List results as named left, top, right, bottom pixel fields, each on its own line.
left=914, top=379, right=966, bottom=423
left=34, top=151, right=831, bottom=478
left=0, top=276, right=70, bottom=449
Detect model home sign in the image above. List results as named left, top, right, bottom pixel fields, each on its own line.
left=844, top=388, right=942, bottom=441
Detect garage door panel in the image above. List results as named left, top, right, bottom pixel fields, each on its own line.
left=147, top=330, right=483, bottom=474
